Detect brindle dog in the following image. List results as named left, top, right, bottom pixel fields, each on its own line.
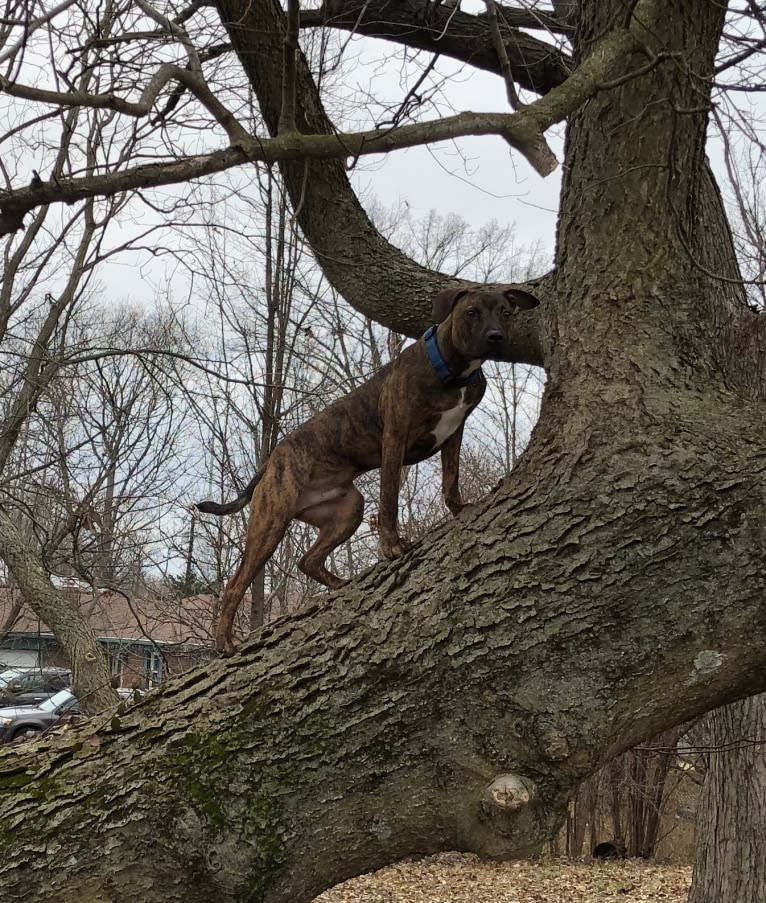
left=197, top=286, right=539, bottom=654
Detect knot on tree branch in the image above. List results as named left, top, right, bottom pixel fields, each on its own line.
left=483, top=773, right=536, bottom=813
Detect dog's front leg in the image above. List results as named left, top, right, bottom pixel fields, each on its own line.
left=378, top=418, right=410, bottom=559
left=440, top=424, right=466, bottom=516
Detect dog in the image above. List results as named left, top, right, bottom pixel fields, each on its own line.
left=197, top=286, right=539, bottom=654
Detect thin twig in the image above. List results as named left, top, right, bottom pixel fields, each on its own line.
left=434, top=1, right=461, bottom=42
left=375, top=54, right=440, bottom=130
left=483, top=0, right=523, bottom=110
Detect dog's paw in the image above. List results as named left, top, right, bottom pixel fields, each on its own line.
left=381, top=535, right=411, bottom=559
left=214, top=632, right=239, bottom=657
left=444, top=493, right=471, bottom=517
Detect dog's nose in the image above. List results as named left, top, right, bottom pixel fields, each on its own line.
left=486, top=330, right=503, bottom=345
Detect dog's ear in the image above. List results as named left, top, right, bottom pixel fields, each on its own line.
left=431, top=288, right=471, bottom=323
left=503, top=288, right=540, bottom=311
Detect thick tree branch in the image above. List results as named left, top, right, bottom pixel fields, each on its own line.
left=0, top=0, right=639, bottom=350
left=0, top=392, right=764, bottom=901
left=213, top=0, right=637, bottom=345
left=0, top=33, right=636, bottom=248
left=302, top=0, right=573, bottom=91
left=2, top=0, right=637, bottom=359
left=0, top=107, right=556, bottom=243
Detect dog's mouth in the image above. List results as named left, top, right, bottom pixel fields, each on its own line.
left=455, top=330, right=510, bottom=364
left=477, top=341, right=510, bottom=361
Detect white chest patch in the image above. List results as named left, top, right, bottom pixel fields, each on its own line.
left=431, top=389, right=470, bottom=448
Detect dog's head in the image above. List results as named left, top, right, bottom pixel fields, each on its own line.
left=431, top=286, right=540, bottom=360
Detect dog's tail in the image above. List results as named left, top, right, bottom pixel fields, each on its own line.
left=196, top=470, right=263, bottom=516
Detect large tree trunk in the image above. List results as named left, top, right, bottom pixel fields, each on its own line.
left=0, top=1, right=764, bottom=901
left=689, top=696, right=766, bottom=903
left=1, top=405, right=764, bottom=903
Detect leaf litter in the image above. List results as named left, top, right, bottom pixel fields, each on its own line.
left=315, top=853, right=691, bottom=903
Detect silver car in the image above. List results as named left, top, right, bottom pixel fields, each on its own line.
left=0, top=689, right=81, bottom=743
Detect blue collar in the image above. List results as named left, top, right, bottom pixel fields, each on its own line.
left=423, top=325, right=484, bottom=387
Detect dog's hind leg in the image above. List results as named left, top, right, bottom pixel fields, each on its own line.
left=298, top=485, right=364, bottom=589
left=214, top=492, right=294, bottom=656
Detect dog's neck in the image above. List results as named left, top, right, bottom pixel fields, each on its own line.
left=424, top=324, right=483, bottom=387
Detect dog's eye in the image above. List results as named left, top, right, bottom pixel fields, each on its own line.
left=502, top=307, right=512, bottom=318
left=465, top=308, right=479, bottom=319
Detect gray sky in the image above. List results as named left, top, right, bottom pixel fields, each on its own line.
left=348, top=48, right=563, bottom=260
left=91, top=29, right=565, bottom=303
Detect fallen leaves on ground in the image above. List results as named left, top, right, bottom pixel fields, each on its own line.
left=315, top=854, right=692, bottom=903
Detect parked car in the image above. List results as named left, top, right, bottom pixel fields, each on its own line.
left=0, top=688, right=81, bottom=743
left=0, top=668, right=26, bottom=690
left=0, top=667, right=72, bottom=707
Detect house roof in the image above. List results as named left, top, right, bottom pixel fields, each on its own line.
left=0, top=588, right=217, bottom=647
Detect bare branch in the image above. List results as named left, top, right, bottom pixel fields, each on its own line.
left=0, top=63, right=251, bottom=147
left=0, top=16, right=649, bottom=239
left=0, top=107, right=557, bottom=236
left=0, top=0, right=79, bottom=66
left=306, top=0, right=573, bottom=93
left=483, top=0, right=524, bottom=110
left=133, top=0, right=203, bottom=71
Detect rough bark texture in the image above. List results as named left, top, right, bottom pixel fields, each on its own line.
left=0, top=0, right=765, bottom=901
left=0, top=413, right=764, bottom=903
left=689, top=696, right=766, bottom=903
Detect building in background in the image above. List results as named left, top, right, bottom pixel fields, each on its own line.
left=0, top=585, right=215, bottom=688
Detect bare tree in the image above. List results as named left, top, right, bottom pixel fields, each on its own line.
left=0, top=1, right=766, bottom=901
left=0, top=4, right=160, bottom=710
left=16, top=305, right=190, bottom=588
left=181, top=166, right=326, bottom=622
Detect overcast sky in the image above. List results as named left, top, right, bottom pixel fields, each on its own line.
left=350, top=61, right=563, bottom=254
left=92, top=28, right=565, bottom=304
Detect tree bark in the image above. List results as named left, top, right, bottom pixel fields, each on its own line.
left=0, top=1, right=765, bottom=901
left=689, top=696, right=766, bottom=903
left=302, top=0, right=573, bottom=90
left=0, top=512, right=118, bottom=713
left=0, top=400, right=764, bottom=901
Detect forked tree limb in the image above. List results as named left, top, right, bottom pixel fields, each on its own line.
left=2, top=5, right=638, bottom=352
